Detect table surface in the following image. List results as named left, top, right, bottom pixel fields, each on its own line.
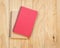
left=0, top=0, right=60, bottom=48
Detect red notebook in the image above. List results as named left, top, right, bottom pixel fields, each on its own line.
left=13, top=7, right=38, bottom=38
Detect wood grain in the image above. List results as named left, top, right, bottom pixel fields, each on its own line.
left=56, top=0, right=60, bottom=48
left=0, top=0, right=59, bottom=48
left=0, top=0, right=9, bottom=48
left=44, top=0, right=57, bottom=48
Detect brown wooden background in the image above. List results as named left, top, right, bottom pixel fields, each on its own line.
left=0, top=0, right=60, bottom=48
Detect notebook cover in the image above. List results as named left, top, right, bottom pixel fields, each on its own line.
left=13, top=7, right=38, bottom=38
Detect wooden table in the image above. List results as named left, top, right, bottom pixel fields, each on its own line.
left=0, top=0, right=60, bottom=48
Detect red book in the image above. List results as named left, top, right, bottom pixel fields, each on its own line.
left=13, top=7, right=38, bottom=38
